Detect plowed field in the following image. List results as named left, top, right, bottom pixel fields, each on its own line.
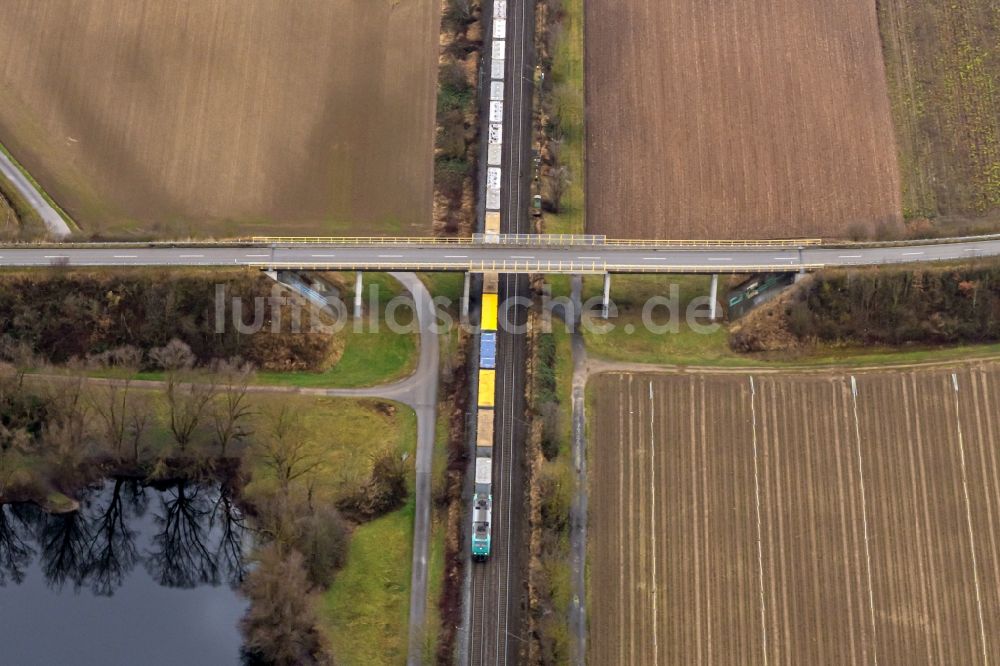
left=590, top=365, right=1000, bottom=664
left=0, top=0, right=438, bottom=237
left=585, top=0, right=903, bottom=240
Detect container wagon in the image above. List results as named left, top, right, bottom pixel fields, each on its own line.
left=480, top=331, right=497, bottom=369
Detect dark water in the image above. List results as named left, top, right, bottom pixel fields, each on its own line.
left=0, top=479, right=250, bottom=666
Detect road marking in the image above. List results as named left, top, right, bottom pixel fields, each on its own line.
left=245, top=254, right=269, bottom=257
left=708, top=257, right=732, bottom=261
left=649, top=381, right=660, bottom=666
left=310, top=254, right=337, bottom=257
left=44, top=255, right=68, bottom=259
left=578, top=256, right=601, bottom=260
left=748, top=377, right=769, bottom=666
left=849, top=376, right=879, bottom=665
left=839, top=255, right=862, bottom=259
left=444, top=255, right=468, bottom=259
left=773, top=256, right=796, bottom=261
left=178, top=254, right=204, bottom=258
left=378, top=254, right=402, bottom=258
left=510, top=255, right=534, bottom=259
left=902, top=251, right=924, bottom=256
left=642, top=257, right=667, bottom=261
left=113, top=255, right=137, bottom=259
left=950, top=373, right=990, bottom=664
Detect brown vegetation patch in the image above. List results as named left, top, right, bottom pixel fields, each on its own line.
left=0, top=268, right=341, bottom=371
left=731, top=263, right=1000, bottom=353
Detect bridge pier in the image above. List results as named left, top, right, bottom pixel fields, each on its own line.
left=354, top=271, right=363, bottom=318
left=601, top=273, right=611, bottom=319
left=709, top=274, right=719, bottom=321
left=461, top=272, right=471, bottom=320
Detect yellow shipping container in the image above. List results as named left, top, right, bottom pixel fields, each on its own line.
left=478, top=369, right=496, bottom=408
left=481, top=293, right=498, bottom=331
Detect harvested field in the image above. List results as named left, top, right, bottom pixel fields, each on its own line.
left=0, top=0, right=439, bottom=237
left=589, top=366, right=1000, bottom=664
left=878, top=0, right=1000, bottom=226
left=585, top=0, right=903, bottom=240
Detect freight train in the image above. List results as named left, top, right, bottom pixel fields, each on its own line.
left=472, top=271, right=499, bottom=561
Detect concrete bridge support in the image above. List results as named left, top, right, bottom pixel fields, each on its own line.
left=602, top=273, right=611, bottom=319
left=462, top=272, right=471, bottom=321
left=354, top=271, right=363, bottom=318
left=709, top=274, right=719, bottom=321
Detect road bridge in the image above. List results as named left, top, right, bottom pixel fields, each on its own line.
left=1, top=234, right=998, bottom=273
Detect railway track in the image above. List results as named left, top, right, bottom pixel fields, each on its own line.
left=467, top=0, right=534, bottom=658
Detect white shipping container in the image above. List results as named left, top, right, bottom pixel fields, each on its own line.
left=494, top=0, right=507, bottom=20
left=492, top=40, right=505, bottom=61
left=492, top=59, right=505, bottom=80
left=486, top=189, right=501, bottom=210
left=487, top=167, right=502, bottom=189
left=476, top=457, right=492, bottom=485
left=488, top=143, right=502, bottom=166
left=489, top=123, right=503, bottom=144
left=489, top=100, right=504, bottom=123
left=490, top=81, right=504, bottom=101
left=493, top=18, right=506, bottom=39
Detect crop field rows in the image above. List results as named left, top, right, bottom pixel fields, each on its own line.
left=590, top=366, right=1000, bottom=665
left=585, top=0, right=902, bottom=239
left=0, top=0, right=439, bottom=237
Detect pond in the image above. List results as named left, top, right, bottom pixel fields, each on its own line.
left=0, top=479, right=250, bottom=665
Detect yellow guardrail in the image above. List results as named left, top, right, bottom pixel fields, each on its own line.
left=601, top=238, right=823, bottom=247
left=252, top=235, right=823, bottom=248
left=250, top=261, right=824, bottom=275
left=252, top=236, right=474, bottom=245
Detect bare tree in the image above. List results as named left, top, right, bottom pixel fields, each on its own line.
left=163, top=370, right=217, bottom=452
left=40, top=364, right=94, bottom=475
left=149, top=339, right=195, bottom=371
left=126, top=393, right=154, bottom=463
left=211, top=359, right=255, bottom=457
left=254, top=404, right=322, bottom=497
left=87, top=347, right=142, bottom=458
left=240, top=545, right=332, bottom=666
left=545, top=165, right=571, bottom=213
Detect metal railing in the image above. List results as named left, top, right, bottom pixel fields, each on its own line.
left=602, top=238, right=823, bottom=247
left=251, top=236, right=473, bottom=245
left=249, top=260, right=825, bottom=275
left=252, top=235, right=823, bottom=248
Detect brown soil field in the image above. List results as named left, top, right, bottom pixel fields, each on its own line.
left=585, top=0, right=903, bottom=240
left=0, top=0, right=439, bottom=238
left=878, top=0, right=1000, bottom=227
left=590, top=366, right=1000, bottom=664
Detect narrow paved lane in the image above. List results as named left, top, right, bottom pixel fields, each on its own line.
left=0, top=149, right=71, bottom=237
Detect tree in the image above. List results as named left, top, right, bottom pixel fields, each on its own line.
left=240, top=545, right=332, bottom=666
left=254, top=404, right=322, bottom=497
left=40, top=364, right=94, bottom=480
left=126, top=393, right=154, bottom=463
left=211, top=359, right=255, bottom=457
left=337, top=448, right=408, bottom=521
left=163, top=370, right=217, bottom=452
left=88, top=347, right=142, bottom=457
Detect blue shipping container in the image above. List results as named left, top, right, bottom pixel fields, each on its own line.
left=480, top=332, right=497, bottom=369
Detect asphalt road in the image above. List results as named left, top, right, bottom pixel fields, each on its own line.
left=2, top=238, right=1000, bottom=273
left=0, top=149, right=71, bottom=237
